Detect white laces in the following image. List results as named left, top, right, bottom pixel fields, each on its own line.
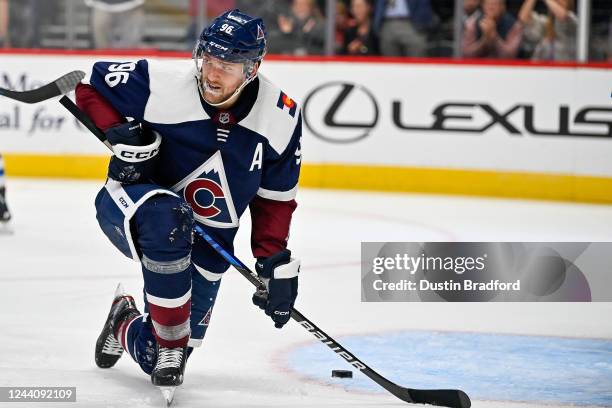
left=102, top=336, right=123, bottom=356
left=155, top=347, right=184, bottom=370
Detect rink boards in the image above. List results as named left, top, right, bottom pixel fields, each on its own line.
left=0, top=51, right=611, bottom=203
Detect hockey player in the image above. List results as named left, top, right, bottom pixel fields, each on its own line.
left=0, top=153, right=12, bottom=230
left=76, top=9, right=301, bottom=401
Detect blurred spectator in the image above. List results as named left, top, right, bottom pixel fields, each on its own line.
left=0, top=0, right=7, bottom=47
left=342, top=0, right=379, bottom=55
left=427, top=0, right=481, bottom=57
left=518, top=0, right=576, bottom=61
left=268, top=0, right=325, bottom=55
left=590, top=0, right=612, bottom=60
left=609, top=17, right=612, bottom=61
left=463, top=0, right=523, bottom=58
left=85, top=0, right=145, bottom=49
left=464, top=0, right=482, bottom=21
left=0, top=0, right=40, bottom=48
left=372, top=0, right=435, bottom=57
left=335, top=1, right=352, bottom=53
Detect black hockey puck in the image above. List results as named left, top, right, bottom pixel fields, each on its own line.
left=331, top=370, right=353, bottom=378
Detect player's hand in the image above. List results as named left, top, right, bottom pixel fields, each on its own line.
left=252, top=249, right=300, bottom=329
left=106, top=121, right=160, bottom=184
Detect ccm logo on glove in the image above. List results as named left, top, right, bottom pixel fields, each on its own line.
left=105, top=121, right=162, bottom=183
left=118, top=147, right=160, bottom=161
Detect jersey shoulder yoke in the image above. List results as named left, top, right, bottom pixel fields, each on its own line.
left=240, top=74, right=300, bottom=155
left=144, top=59, right=209, bottom=124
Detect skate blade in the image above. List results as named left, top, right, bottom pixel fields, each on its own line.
left=158, top=386, right=176, bottom=407
left=114, top=282, right=125, bottom=298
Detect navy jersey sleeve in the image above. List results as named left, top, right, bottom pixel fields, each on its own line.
left=258, top=112, right=302, bottom=201
left=86, top=59, right=151, bottom=121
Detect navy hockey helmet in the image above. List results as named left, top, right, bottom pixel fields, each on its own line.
left=193, top=9, right=267, bottom=65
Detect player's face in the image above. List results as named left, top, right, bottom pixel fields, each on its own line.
left=200, top=54, right=246, bottom=104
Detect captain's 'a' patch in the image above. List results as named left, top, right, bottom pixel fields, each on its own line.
left=276, top=91, right=297, bottom=117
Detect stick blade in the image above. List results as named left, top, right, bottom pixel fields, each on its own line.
left=403, top=388, right=471, bottom=408
left=370, top=368, right=471, bottom=407
left=0, top=70, right=85, bottom=104
left=56, top=70, right=87, bottom=95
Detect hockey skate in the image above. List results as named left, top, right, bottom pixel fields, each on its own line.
left=0, top=187, right=13, bottom=235
left=151, top=346, right=188, bottom=406
left=95, top=283, right=140, bottom=369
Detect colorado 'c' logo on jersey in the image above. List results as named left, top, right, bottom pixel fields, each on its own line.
left=172, top=151, right=239, bottom=228
left=184, top=179, right=225, bottom=218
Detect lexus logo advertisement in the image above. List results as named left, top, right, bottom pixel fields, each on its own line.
left=303, top=82, right=379, bottom=144
left=302, top=82, right=612, bottom=143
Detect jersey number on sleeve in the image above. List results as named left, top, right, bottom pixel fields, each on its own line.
left=104, top=62, right=137, bottom=88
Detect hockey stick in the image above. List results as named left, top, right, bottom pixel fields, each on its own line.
left=56, top=95, right=471, bottom=408
left=193, top=225, right=471, bottom=408
left=0, top=71, right=86, bottom=104
left=58, top=96, right=113, bottom=150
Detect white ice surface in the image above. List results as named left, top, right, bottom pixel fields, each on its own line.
left=1, top=178, right=611, bottom=408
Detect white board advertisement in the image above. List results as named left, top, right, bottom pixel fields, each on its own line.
left=0, top=54, right=610, bottom=177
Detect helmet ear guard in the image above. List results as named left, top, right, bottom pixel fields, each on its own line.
left=243, top=60, right=260, bottom=80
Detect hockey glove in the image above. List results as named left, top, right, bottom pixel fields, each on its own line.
left=106, top=122, right=161, bottom=184
left=252, top=249, right=300, bottom=329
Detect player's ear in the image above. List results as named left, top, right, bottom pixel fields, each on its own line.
left=252, top=61, right=261, bottom=77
